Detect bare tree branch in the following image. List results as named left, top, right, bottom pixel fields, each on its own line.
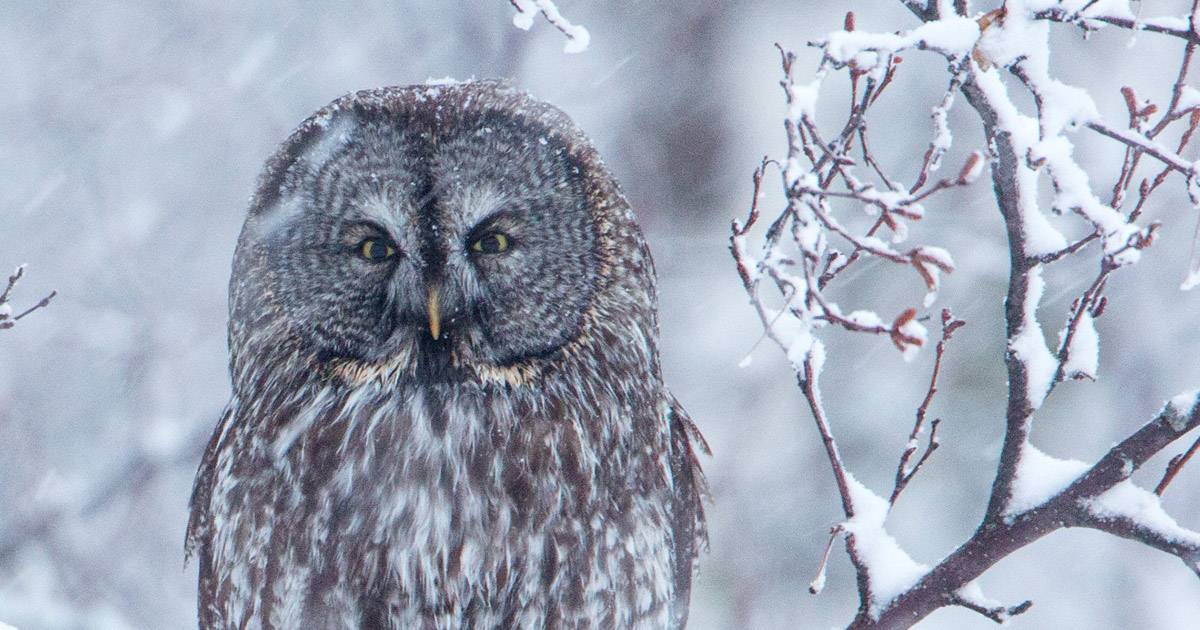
left=739, top=3, right=1200, bottom=627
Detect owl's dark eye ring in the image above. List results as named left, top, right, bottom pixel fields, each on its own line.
left=357, top=238, right=397, bottom=262
left=470, top=232, right=511, bottom=255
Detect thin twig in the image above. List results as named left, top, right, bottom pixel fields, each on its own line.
left=891, top=311, right=963, bottom=504
left=949, top=592, right=1034, bottom=625
left=1050, top=262, right=1114, bottom=388
left=1038, top=231, right=1100, bottom=264
left=1155, top=432, right=1200, bottom=495
left=12, top=290, right=57, bottom=321
left=809, top=525, right=843, bottom=594
left=799, top=355, right=856, bottom=519
left=0, top=265, right=56, bottom=330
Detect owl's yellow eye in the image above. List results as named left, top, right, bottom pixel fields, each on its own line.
left=358, top=238, right=396, bottom=262
left=470, top=232, right=510, bottom=254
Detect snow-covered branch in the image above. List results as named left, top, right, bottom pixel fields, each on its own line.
left=0, top=264, right=56, bottom=331
left=506, top=0, right=590, bottom=53
left=1033, top=0, right=1200, bottom=44
left=738, top=3, right=1200, bottom=628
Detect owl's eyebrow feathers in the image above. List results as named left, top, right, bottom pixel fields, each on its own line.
left=453, top=184, right=509, bottom=228
left=429, top=184, right=517, bottom=251
left=334, top=189, right=419, bottom=244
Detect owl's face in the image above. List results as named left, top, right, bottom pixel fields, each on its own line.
left=234, top=85, right=609, bottom=381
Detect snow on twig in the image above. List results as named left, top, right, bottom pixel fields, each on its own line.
left=0, top=264, right=56, bottom=331
left=507, top=0, right=590, bottom=53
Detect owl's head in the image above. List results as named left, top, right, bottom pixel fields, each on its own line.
left=229, top=81, right=654, bottom=386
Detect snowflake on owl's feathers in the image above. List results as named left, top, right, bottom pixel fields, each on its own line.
left=186, top=80, right=708, bottom=629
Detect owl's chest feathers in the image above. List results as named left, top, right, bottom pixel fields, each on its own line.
left=210, top=374, right=677, bottom=627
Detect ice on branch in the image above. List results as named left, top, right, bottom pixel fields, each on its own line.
left=843, top=474, right=929, bottom=618
left=1006, top=442, right=1088, bottom=519
left=1059, top=309, right=1099, bottom=380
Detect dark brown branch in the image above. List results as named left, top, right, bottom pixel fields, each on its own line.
left=957, top=76, right=1043, bottom=526
left=1156, top=432, right=1200, bottom=495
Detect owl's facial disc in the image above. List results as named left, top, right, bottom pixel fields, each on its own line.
left=243, top=100, right=602, bottom=380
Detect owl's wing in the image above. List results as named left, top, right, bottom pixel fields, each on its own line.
left=185, top=404, right=235, bottom=562
left=666, top=394, right=709, bottom=629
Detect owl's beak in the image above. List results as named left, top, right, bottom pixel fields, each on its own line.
left=427, top=286, right=441, bottom=340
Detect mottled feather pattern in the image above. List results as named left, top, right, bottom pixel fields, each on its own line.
left=187, top=81, right=706, bottom=629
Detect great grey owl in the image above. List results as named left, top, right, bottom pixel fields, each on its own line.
left=185, top=80, right=707, bottom=629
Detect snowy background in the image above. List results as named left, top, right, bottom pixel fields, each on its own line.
left=2, top=1, right=1199, bottom=628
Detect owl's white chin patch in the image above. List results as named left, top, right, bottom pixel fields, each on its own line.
left=322, top=332, right=542, bottom=390
left=470, top=361, right=539, bottom=387
left=326, top=342, right=418, bottom=385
